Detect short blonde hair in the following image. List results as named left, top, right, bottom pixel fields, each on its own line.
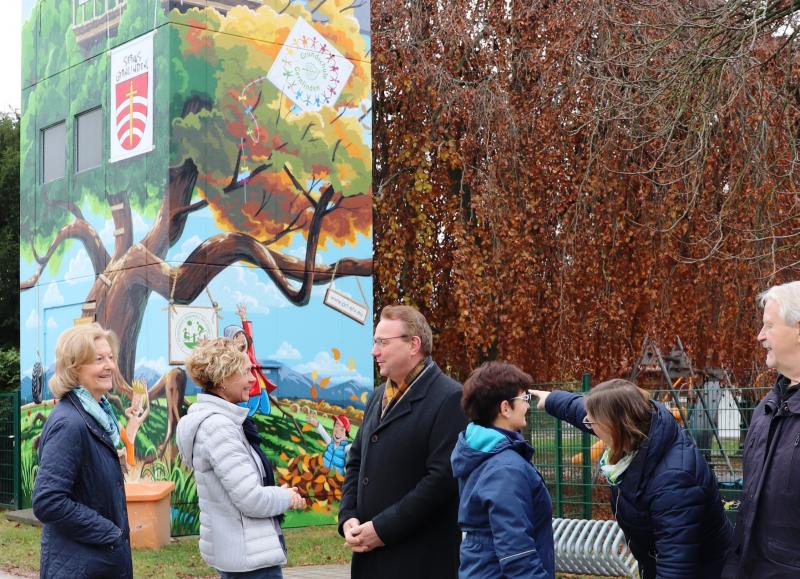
left=185, top=338, right=249, bottom=392
left=49, top=323, right=119, bottom=400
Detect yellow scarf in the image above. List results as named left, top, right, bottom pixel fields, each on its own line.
left=381, top=360, right=426, bottom=419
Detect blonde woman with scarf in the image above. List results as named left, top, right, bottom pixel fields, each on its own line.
left=530, top=380, right=731, bottom=579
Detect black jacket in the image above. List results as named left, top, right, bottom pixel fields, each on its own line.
left=338, top=358, right=467, bottom=579
left=547, top=391, right=731, bottom=579
left=723, top=375, right=800, bottom=578
left=32, top=392, right=133, bottom=579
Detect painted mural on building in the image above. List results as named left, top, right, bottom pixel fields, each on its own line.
left=19, top=0, right=372, bottom=532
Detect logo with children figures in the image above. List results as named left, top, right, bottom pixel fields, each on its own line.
left=169, top=305, right=219, bottom=364
left=267, top=17, right=354, bottom=112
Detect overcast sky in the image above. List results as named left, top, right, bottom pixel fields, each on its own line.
left=0, top=1, right=21, bottom=113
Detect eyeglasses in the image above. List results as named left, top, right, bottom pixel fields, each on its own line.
left=510, top=393, right=533, bottom=403
left=582, top=416, right=595, bottom=429
left=372, top=335, right=410, bottom=348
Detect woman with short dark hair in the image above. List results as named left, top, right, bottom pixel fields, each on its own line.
left=451, top=361, right=555, bottom=579
left=531, top=380, right=732, bottom=579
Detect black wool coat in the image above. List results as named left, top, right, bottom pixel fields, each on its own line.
left=338, top=359, right=467, bottom=579
left=723, top=375, right=800, bottom=579
left=32, top=391, right=133, bottom=579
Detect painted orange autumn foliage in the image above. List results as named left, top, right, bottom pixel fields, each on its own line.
left=372, top=1, right=800, bottom=386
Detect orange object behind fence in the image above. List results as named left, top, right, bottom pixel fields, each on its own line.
left=570, top=439, right=606, bottom=466
left=125, top=481, right=175, bottom=549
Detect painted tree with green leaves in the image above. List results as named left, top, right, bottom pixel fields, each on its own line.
left=20, top=1, right=372, bottom=387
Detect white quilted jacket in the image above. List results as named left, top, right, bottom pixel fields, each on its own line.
left=176, top=393, right=291, bottom=572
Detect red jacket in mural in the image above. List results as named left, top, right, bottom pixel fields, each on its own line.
left=242, top=319, right=277, bottom=396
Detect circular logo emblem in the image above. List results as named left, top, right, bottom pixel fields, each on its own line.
left=172, top=311, right=212, bottom=358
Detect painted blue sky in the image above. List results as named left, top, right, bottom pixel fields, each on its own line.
left=20, top=202, right=375, bottom=390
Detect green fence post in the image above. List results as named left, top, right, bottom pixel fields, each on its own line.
left=13, top=390, right=20, bottom=509
left=581, top=373, right=592, bottom=519
left=554, top=416, right=563, bottom=518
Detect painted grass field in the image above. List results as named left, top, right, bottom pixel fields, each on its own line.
left=18, top=396, right=361, bottom=533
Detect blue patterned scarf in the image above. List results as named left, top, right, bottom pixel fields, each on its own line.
left=74, top=387, right=121, bottom=448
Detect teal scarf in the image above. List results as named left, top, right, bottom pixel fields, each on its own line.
left=599, top=447, right=637, bottom=486
left=74, top=387, right=121, bottom=448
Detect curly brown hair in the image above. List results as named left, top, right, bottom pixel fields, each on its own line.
left=185, top=337, right=249, bottom=392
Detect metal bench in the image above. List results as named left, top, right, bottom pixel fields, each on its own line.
left=553, top=518, right=638, bottom=577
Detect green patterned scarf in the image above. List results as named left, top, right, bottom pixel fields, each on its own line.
left=74, top=387, right=121, bottom=448
left=599, top=447, right=637, bottom=486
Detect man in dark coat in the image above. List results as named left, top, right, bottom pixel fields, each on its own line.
left=723, top=281, right=800, bottom=578
left=339, top=305, right=467, bottom=579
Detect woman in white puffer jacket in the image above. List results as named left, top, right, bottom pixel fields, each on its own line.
left=176, top=338, right=306, bottom=579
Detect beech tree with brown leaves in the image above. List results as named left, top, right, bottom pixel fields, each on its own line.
left=372, top=0, right=799, bottom=385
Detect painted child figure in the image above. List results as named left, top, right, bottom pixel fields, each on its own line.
left=223, top=303, right=277, bottom=417
left=306, top=411, right=352, bottom=476
left=120, top=379, right=150, bottom=467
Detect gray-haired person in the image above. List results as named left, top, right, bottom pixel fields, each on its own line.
left=723, top=281, right=800, bottom=578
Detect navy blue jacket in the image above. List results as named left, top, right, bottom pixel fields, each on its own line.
left=32, top=392, right=133, bottom=579
left=451, top=424, right=555, bottom=579
left=722, top=375, right=800, bottom=578
left=546, top=391, right=731, bottom=579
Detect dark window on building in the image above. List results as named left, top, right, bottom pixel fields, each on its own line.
left=76, top=107, right=103, bottom=172
left=41, top=121, right=66, bottom=183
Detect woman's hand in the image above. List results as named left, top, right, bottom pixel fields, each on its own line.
left=528, top=389, right=550, bottom=410
left=281, top=484, right=306, bottom=510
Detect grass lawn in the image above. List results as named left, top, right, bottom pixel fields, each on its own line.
left=0, top=513, right=349, bottom=578
left=1, top=511, right=611, bottom=578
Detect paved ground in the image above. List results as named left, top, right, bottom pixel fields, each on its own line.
left=0, top=565, right=350, bottom=578
left=284, top=564, right=349, bottom=578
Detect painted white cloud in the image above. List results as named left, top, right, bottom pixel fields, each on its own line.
left=222, top=287, right=270, bottom=315
left=132, top=211, right=150, bottom=239
left=172, top=235, right=203, bottom=262
left=270, top=341, right=301, bottom=360
left=294, top=351, right=369, bottom=384
left=46, top=316, right=58, bottom=330
left=42, top=283, right=64, bottom=307
left=65, top=249, right=94, bottom=284
left=99, top=219, right=115, bottom=252
left=213, top=264, right=311, bottom=317
left=137, top=356, right=170, bottom=376
left=25, top=309, right=38, bottom=330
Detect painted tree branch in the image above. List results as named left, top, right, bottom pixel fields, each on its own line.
left=20, top=220, right=110, bottom=290
left=140, top=158, right=200, bottom=258
left=133, top=234, right=370, bottom=307
left=108, top=191, right=134, bottom=259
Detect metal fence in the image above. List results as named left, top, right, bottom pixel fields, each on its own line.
left=0, top=391, right=20, bottom=509
left=526, top=377, right=758, bottom=523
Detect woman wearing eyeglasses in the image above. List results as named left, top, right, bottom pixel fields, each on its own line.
left=529, top=379, right=732, bottom=579
left=451, top=362, right=555, bottom=579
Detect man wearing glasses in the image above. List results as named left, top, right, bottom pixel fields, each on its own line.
left=339, top=305, right=467, bottom=579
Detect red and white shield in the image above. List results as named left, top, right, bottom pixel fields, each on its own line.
left=115, top=72, right=149, bottom=151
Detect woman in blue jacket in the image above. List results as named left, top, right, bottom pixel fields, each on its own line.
left=530, top=379, right=732, bottom=579
left=451, top=362, right=554, bottom=579
left=32, top=324, right=133, bottom=579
